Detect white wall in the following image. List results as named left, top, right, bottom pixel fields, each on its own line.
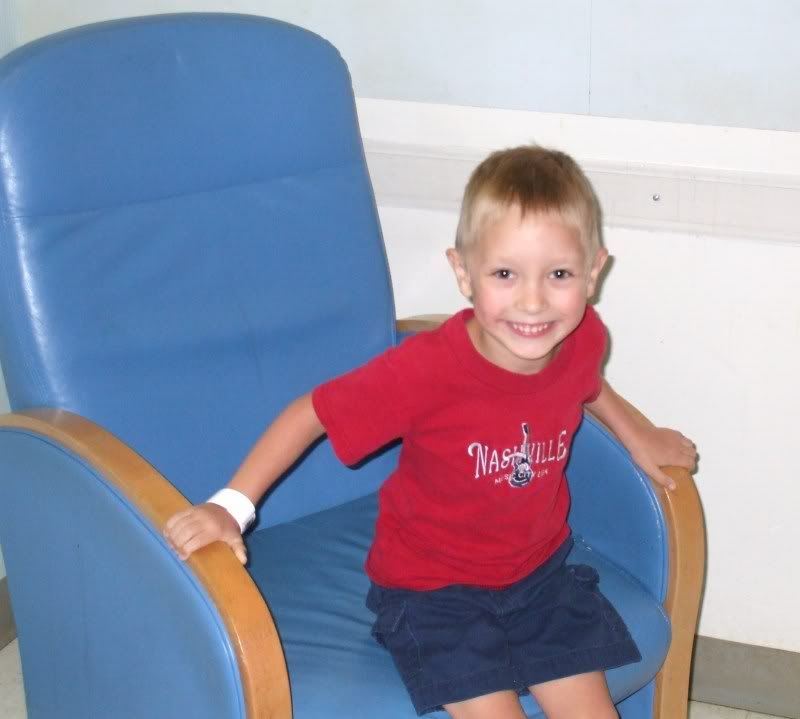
left=0, top=5, right=15, bottom=58
left=10, top=0, right=800, bottom=131
left=3, top=0, right=800, bottom=651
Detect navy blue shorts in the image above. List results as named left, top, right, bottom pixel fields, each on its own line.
left=366, top=537, right=641, bottom=714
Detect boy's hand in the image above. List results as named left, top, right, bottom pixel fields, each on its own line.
left=628, top=426, right=697, bottom=491
left=164, top=504, right=248, bottom=565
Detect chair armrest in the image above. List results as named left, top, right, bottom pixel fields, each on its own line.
left=594, top=400, right=705, bottom=719
left=396, top=315, right=450, bottom=336
left=0, top=409, right=291, bottom=719
left=396, top=317, right=706, bottom=719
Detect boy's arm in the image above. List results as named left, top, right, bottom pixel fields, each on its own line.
left=227, top=392, right=325, bottom=502
left=585, top=380, right=697, bottom=490
left=164, top=392, right=324, bottom=563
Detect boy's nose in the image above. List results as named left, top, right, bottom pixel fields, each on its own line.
left=516, top=281, right=546, bottom=313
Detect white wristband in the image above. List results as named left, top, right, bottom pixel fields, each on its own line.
left=207, top=488, right=256, bottom=533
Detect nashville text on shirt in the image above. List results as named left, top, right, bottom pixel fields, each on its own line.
left=467, top=430, right=569, bottom=480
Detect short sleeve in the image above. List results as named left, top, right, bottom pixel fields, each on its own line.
left=579, top=305, right=608, bottom=403
left=311, top=342, right=417, bottom=466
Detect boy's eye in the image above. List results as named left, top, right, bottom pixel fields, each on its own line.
left=493, top=269, right=513, bottom=280
left=550, top=269, right=573, bottom=280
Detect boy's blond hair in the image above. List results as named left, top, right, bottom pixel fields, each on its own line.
left=455, top=146, right=602, bottom=258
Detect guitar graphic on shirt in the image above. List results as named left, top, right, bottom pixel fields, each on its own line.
left=509, top=422, right=533, bottom=488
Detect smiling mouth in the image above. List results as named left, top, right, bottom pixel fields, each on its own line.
left=507, top=321, right=554, bottom=337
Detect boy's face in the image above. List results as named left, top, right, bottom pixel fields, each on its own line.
left=447, top=207, right=607, bottom=375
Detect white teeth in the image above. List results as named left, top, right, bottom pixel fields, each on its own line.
left=510, top=322, right=550, bottom=336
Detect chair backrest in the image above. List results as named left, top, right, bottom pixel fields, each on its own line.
left=0, top=14, right=398, bottom=527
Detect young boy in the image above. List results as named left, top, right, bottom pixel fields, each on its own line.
left=166, top=146, right=697, bottom=718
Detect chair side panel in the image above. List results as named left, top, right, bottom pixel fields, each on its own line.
left=0, top=430, right=246, bottom=718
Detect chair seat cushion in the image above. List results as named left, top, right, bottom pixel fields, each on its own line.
left=247, top=493, right=669, bottom=718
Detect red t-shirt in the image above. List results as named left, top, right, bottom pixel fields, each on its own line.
left=312, top=306, right=606, bottom=590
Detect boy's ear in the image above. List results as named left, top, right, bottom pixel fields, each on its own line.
left=446, top=248, right=473, bottom=301
left=586, top=248, right=609, bottom=297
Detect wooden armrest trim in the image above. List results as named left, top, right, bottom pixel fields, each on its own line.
left=396, top=315, right=448, bottom=334
left=653, top=465, right=705, bottom=719
left=0, top=409, right=291, bottom=719
left=604, top=399, right=705, bottom=719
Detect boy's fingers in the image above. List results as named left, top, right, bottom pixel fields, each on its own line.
left=166, top=518, right=208, bottom=551
left=681, top=455, right=698, bottom=470
left=176, top=533, right=247, bottom=564
left=673, top=449, right=697, bottom=470
left=672, top=452, right=693, bottom=468
left=169, top=519, right=227, bottom=559
left=164, top=512, right=187, bottom=535
left=181, top=531, right=220, bottom=557
left=648, top=465, right=677, bottom=491
left=229, top=538, right=248, bottom=565
left=164, top=506, right=247, bottom=563
left=164, top=511, right=205, bottom=543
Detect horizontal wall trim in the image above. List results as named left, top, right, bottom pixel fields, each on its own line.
left=690, top=635, right=800, bottom=718
left=364, top=140, right=800, bottom=245
left=356, top=98, right=800, bottom=176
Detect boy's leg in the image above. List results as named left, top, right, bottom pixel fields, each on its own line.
left=443, top=690, right=527, bottom=719
left=528, top=671, right=617, bottom=719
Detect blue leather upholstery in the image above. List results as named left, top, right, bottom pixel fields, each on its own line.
left=0, top=14, right=396, bottom=529
left=568, top=414, right=668, bottom=603
left=249, top=485, right=669, bottom=719
left=0, top=14, right=672, bottom=718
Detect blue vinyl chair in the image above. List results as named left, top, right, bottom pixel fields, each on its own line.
left=0, top=14, right=704, bottom=719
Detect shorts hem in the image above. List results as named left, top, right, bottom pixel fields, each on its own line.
left=515, top=638, right=642, bottom=689
left=408, top=639, right=641, bottom=715
left=410, top=666, right=517, bottom=715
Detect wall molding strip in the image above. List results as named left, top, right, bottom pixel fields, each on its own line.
left=364, top=140, right=800, bottom=245
left=357, top=98, right=800, bottom=244
left=356, top=98, right=800, bottom=175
